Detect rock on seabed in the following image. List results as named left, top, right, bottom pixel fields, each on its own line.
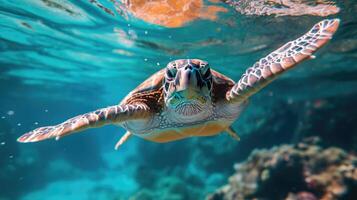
left=207, top=138, right=357, bottom=200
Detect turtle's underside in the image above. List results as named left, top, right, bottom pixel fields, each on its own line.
left=18, top=19, right=340, bottom=150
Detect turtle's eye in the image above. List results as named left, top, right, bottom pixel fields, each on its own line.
left=201, top=66, right=211, bottom=80
left=200, top=62, right=208, bottom=68
left=166, top=68, right=176, bottom=80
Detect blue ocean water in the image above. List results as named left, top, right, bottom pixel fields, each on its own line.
left=0, top=0, right=356, bottom=200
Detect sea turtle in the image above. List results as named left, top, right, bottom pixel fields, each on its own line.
left=18, top=19, right=340, bottom=150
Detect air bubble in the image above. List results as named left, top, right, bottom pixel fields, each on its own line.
left=34, top=122, right=39, bottom=125
left=128, top=29, right=136, bottom=37
left=144, top=30, right=148, bottom=35
left=156, top=62, right=160, bottom=66
left=17, top=123, right=21, bottom=126
left=287, top=98, right=294, bottom=105
left=7, top=110, right=14, bottom=116
left=45, top=109, right=48, bottom=112
left=144, top=58, right=148, bottom=62
left=1, top=142, right=5, bottom=145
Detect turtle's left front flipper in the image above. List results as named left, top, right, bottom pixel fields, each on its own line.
left=227, top=19, right=340, bottom=102
left=17, top=104, right=149, bottom=143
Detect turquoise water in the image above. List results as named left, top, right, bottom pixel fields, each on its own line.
left=1, top=0, right=357, bottom=199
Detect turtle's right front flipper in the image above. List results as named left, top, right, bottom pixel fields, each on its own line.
left=17, top=104, right=149, bottom=143
left=227, top=19, right=340, bottom=102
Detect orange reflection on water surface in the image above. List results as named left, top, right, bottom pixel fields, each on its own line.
left=125, top=0, right=227, bottom=28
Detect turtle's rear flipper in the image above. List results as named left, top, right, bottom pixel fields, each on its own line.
left=17, top=104, right=148, bottom=143
left=226, top=126, right=240, bottom=141
left=227, top=19, right=340, bottom=102
left=114, top=131, right=132, bottom=150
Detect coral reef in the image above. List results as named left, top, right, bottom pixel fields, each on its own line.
left=207, top=138, right=357, bottom=200
left=223, top=0, right=339, bottom=17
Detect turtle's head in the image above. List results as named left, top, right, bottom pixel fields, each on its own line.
left=163, top=59, right=213, bottom=116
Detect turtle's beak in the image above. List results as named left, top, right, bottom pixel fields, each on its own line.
left=175, top=66, right=200, bottom=100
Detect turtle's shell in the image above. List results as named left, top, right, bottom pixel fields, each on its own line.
left=131, top=68, right=166, bottom=94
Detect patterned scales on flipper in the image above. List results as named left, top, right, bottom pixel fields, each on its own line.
left=227, top=19, right=340, bottom=102
left=17, top=104, right=149, bottom=143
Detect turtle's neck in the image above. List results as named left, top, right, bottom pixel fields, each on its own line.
left=164, top=100, right=213, bottom=124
